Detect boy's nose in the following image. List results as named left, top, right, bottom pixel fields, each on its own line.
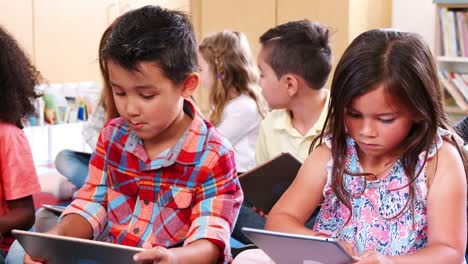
left=126, top=101, right=140, bottom=116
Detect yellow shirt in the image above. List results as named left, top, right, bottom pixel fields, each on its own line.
left=255, top=90, right=329, bottom=164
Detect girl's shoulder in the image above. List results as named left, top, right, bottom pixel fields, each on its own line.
left=426, top=128, right=465, bottom=185
left=305, top=142, right=332, bottom=168
left=0, top=122, right=24, bottom=140
left=424, top=128, right=458, bottom=160
left=225, top=93, right=258, bottom=110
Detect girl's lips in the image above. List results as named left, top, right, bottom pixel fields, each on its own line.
left=359, top=142, right=380, bottom=151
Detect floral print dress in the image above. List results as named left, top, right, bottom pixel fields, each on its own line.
left=313, top=128, right=458, bottom=257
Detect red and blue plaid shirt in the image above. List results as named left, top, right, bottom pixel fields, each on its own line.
left=62, top=101, right=243, bottom=263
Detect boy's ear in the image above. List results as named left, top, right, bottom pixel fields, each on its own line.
left=180, top=72, right=199, bottom=98
left=282, top=74, right=299, bottom=97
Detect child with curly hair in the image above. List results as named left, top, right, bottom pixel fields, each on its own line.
left=0, top=25, right=42, bottom=260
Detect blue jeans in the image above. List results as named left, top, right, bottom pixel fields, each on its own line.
left=5, top=240, right=24, bottom=264
left=232, top=201, right=320, bottom=245
left=54, top=150, right=91, bottom=188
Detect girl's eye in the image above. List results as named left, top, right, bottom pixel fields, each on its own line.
left=346, top=111, right=361, bottom=118
left=141, top=94, right=155, bottom=100
left=114, top=92, right=125, bottom=97
left=379, top=118, right=396, bottom=124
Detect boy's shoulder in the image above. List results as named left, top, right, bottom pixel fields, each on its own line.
left=201, top=117, right=233, bottom=153
left=261, top=109, right=290, bottom=129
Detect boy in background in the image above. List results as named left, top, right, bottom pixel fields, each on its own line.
left=232, top=20, right=332, bottom=244
left=22, top=5, right=242, bottom=264
left=256, top=20, right=332, bottom=164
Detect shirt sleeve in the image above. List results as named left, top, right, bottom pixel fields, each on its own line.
left=62, top=124, right=110, bottom=239
left=1, top=128, right=41, bottom=200
left=255, top=121, right=269, bottom=165
left=183, top=144, right=243, bottom=264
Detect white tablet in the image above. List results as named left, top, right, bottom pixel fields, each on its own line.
left=12, top=229, right=145, bottom=264
left=242, top=227, right=352, bottom=264
left=42, top=204, right=67, bottom=214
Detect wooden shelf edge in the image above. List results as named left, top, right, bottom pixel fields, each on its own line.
left=437, top=56, right=468, bottom=63
left=445, top=106, right=468, bottom=114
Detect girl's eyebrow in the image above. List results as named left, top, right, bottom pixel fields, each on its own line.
left=346, top=106, right=399, bottom=116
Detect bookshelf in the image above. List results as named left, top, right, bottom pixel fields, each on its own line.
left=435, top=0, right=468, bottom=120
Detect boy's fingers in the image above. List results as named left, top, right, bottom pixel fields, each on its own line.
left=133, top=247, right=164, bottom=262
left=24, top=254, right=44, bottom=264
left=142, top=241, right=153, bottom=249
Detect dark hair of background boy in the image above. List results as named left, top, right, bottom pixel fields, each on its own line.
left=0, top=25, right=42, bottom=128
left=100, top=5, right=197, bottom=85
left=259, top=20, right=332, bottom=90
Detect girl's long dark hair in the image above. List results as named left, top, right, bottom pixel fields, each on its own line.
left=313, top=29, right=468, bottom=222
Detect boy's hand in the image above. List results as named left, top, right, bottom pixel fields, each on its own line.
left=23, top=254, right=46, bottom=264
left=133, top=242, right=179, bottom=264
left=23, top=229, right=61, bottom=264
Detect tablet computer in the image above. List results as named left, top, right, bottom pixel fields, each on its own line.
left=239, top=152, right=302, bottom=213
left=12, top=229, right=145, bottom=264
left=42, top=204, right=67, bottom=214
left=242, top=227, right=352, bottom=264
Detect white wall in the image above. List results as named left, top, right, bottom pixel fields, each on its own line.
left=392, top=0, right=436, bottom=52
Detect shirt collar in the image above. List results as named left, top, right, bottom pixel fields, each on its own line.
left=272, top=89, right=330, bottom=137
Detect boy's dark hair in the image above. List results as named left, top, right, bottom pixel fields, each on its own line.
left=100, top=5, right=197, bottom=84
left=0, top=25, right=42, bottom=128
left=259, top=20, right=332, bottom=89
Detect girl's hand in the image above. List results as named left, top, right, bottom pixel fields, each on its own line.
left=336, top=240, right=360, bottom=262
left=252, top=206, right=266, bottom=217
left=355, top=251, right=393, bottom=264
left=133, top=242, right=179, bottom=264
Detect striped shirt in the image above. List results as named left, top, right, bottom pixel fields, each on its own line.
left=62, top=100, right=243, bottom=263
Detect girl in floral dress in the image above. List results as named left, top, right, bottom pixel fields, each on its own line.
left=235, top=29, right=467, bottom=264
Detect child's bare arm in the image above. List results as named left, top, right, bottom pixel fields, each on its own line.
left=0, top=195, right=35, bottom=234
left=134, top=239, right=219, bottom=264
left=265, top=144, right=330, bottom=235
left=365, top=141, right=467, bottom=264
left=47, top=214, right=93, bottom=239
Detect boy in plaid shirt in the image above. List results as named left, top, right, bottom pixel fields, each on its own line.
left=24, top=5, right=242, bottom=264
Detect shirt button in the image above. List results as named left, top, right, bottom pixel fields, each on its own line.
left=133, top=227, right=140, bottom=234
left=144, top=199, right=149, bottom=205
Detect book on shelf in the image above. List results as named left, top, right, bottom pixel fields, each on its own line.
left=439, top=7, right=468, bottom=57
left=438, top=71, right=468, bottom=110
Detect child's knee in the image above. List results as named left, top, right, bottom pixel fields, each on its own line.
left=232, top=249, right=274, bottom=264
left=34, top=207, right=60, bottom=233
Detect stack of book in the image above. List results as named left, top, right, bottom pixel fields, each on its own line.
left=438, top=70, right=468, bottom=110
